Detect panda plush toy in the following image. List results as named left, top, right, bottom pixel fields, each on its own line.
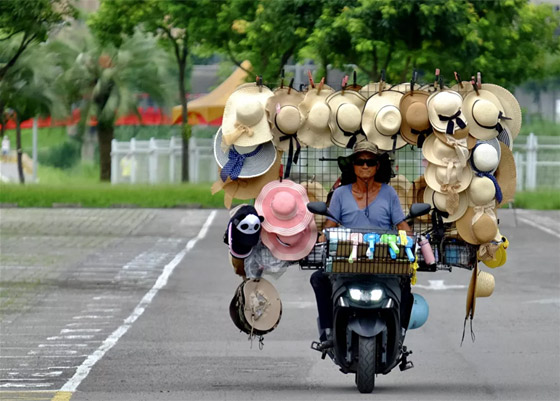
left=224, top=205, right=264, bottom=259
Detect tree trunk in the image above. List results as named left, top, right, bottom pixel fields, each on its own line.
left=97, top=119, right=114, bottom=182
left=15, top=114, right=25, bottom=184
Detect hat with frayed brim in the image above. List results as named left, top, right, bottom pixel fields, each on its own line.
left=266, top=87, right=305, bottom=151
left=423, top=186, right=468, bottom=222
left=494, top=141, right=517, bottom=205
left=480, top=83, right=522, bottom=141
left=399, top=90, right=432, bottom=146
left=261, top=219, right=317, bottom=261
left=466, top=267, right=495, bottom=318
left=222, top=83, right=274, bottom=147
left=326, top=90, right=367, bottom=148
left=297, top=85, right=335, bottom=149
left=255, top=179, right=314, bottom=236
left=362, top=90, right=407, bottom=151
left=214, top=127, right=277, bottom=180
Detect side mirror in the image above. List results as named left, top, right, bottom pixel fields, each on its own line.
left=307, top=201, right=341, bottom=224
left=406, top=203, right=431, bottom=220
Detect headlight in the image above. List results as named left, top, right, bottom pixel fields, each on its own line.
left=349, top=288, right=384, bottom=303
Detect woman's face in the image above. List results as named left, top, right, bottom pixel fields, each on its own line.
left=353, top=152, right=378, bottom=180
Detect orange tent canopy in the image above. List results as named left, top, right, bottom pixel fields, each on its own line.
left=172, top=60, right=251, bottom=125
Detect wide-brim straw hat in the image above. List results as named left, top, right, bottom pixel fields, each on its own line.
left=480, top=83, right=522, bottom=140
left=422, top=135, right=471, bottom=167
left=266, top=87, right=305, bottom=151
left=424, top=162, right=473, bottom=193
left=407, top=175, right=430, bottom=222
left=463, top=89, right=508, bottom=141
left=214, top=127, right=277, bottom=179
left=433, top=129, right=476, bottom=149
left=423, top=186, right=468, bottom=222
left=298, top=84, right=335, bottom=149
left=362, top=90, right=407, bottom=151
left=390, top=174, right=412, bottom=214
left=399, top=90, right=432, bottom=146
left=261, top=219, right=317, bottom=261
left=255, top=179, right=314, bottom=236
left=212, top=151, right=282, bottom=209
left=466, top=267, right=495, bottom=318
left=468, top=175, right=497, bottom=206
left=494, top=141, right=517, bottom=205
left=456, top=205, right=498, bottom=245
left=222, top=83, right=274, bottom=147
left=427, top=90, right=468, bottom=137
left=470, top=138, right=501, bottom=174
left=326, top=90, right=367, bottom=148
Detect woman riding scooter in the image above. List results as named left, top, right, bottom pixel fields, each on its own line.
left=310, top=140, right=413, bottom=349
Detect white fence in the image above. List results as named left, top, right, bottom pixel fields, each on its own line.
left=111, top=134, right=560, bottom=189
left=110, top=136, right=217, bottom=184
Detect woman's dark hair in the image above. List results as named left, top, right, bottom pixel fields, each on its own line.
left=337, top=152, right=394, bottom=185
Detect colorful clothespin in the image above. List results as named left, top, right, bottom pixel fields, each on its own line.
left=364, top=233, right=380, bottom=260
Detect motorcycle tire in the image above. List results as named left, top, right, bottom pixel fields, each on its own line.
left=356, top=335, right=376, bottom=393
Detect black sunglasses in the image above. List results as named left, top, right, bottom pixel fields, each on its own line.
left=353, top=158, right=377, bottom=167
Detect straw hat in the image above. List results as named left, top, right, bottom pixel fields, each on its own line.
left=463, top=89, right=510, bottom=141
left=362, top=90, right=407, bottom=151
left=214, top=128, right=277, bottom=180
left=468, top=175, right=497, bottom=206
left=470, top=138, right=501, bottom=174
left=407, top=175, right=430, bottom=222
left=451, top=81, right=474, bottom=98
left=466, top=267, right=495, bottom=318
left=326, top=90, right=367, bottom=148
left=297, top=85, right=335, bottom=149
left=423, top=186, right=468, bottom=222
left=390, top=174, right=412, bottom=214
left=212, top=151, right=282, bottom=209
left=424, top=161, right=473, bottom=193
left=456, top=205, right=498, bottom=245
left=301, top=180, right=329, bottom=231
left=427, top=90, right=468, bottom=137
left=433, top=129, right=476, bottom=149
left=494, top=141, right=517, bottom=205
left=266, top=87, right=305, bottom=151
left=480, top=83, right=522, bottom=140
left=261, top=219, right=318, bottom=261
left=422, top=135, right=471, bottom=168
left=255, top=179, right=314, bottom=236
left=229, top=278, right=282, bottom=335
left=222, top=83, right=274, bottom=147
left=399, top=90, right=433, bottom=146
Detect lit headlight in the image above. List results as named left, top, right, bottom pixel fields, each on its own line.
left=349, top=288, right=384, bottom=302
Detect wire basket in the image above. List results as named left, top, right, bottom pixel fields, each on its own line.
left=299, top=242, right=327, bottom=270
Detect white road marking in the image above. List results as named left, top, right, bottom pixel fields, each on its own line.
left=525, top=298, right=560, bottom=306
left=59, top=210, right=217, bottom=392
left=60, top=329, right=101, bottom=334
left=516, top=210, right=560, bottom=239
left=414, top=280, right=467, bottom=290
left=47, top=335, right=94, bottom=340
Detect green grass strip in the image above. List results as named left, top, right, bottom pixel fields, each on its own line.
left=511, top=189, right=560, bottom=210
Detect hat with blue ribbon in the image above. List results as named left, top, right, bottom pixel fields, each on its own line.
left=214, top=127, right=277, bottom=182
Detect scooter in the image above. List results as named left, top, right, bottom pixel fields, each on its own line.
left=306, top=202, right=431, bottom=393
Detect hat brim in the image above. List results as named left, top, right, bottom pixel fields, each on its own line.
left=298, top=85, right=335, bottom=149
left=214, top=128, right=277, bottom=179
left=222, top=83, right=274, bottom=147
left=494, top=141, right=516, bottom=205
left=456, top=206, right=498, bottom=245
left=423, top=186, right=469, bottom=222
left=260, top=219, right=317, bottom=261
left=266, top=87, right=305, bottom=151
left=362, top=90, right=407, bottom=151
left=466, top=266, right=478, bottom=317
left=462, top=90, right=505, bottom=140
left=424, top=162, right=473, bottom=193
left=433, top=129, right=475, bottom=148
left=241, top=278, right=282, bottom=332
left=422, top=135, right=471, bottom=167
left=427, top=90, right=467, bottom=134
left=255, top=179, right=313, bottom=236
left=326, top=90, right=367, bottom=148
left=480, top=84, right=522, bottom=140
left=399, top=91, right=432, bottom=145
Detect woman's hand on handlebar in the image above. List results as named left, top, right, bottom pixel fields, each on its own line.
left=318, top=219, right=339, bottom=243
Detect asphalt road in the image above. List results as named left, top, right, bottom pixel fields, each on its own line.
left=0, top=207, right=559, bottom=401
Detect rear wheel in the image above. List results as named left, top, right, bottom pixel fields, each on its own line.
left=356, top=335, right=376, bottom=393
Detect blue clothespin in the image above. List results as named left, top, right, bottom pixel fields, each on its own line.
left=363, top=233, right=379, bottom=260
left=397, top=235, right=416, bottom=262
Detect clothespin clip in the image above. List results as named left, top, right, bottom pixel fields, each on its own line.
left=278, top=164, right=284, bottom=182
left=454, top=72, right=463, bottom=88
left=434, top=68, right=440, bottom=90
left=287, top=77, right=294, bottom=94
left=280, top=69, right=285, bottom=89
left=364, top=233, right=380, bottom=260
left=398, top=230, right=408, bottom=247
left=341, top=75, right=348, bottom=94
left=317, top=77, right=325, bottom=95
left=438, top=75, right=444, bottom=91
left=348, top=232, right=363, bottom=264
left=379, top=69, right=386, bottom=95
left=256, top=75, right=263, bottom=92
left=410, top=69, right=417, bottom=95
left=471, top=76, right=480, bottom=96
left=310, top=174, right=316, bottom=183
left=476, top=72, right=482, bottom=89
left=307, top=70, right=315, bottom=88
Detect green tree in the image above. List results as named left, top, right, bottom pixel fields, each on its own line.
left=48, top=27, right=174, bottom=181
left=89, top=0, right=223, bottom=182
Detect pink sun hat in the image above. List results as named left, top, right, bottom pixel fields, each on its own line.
left=255, top=179, right=314, bottom=236
left=261, top=219, right=318, bottom=261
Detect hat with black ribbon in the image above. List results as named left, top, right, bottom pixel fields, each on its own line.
left=427, top=90, right=467, bottom=136
left=326, top=90, right=367, bottom=149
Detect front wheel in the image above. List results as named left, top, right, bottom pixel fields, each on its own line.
left=356, top=335, right=376, bottom=393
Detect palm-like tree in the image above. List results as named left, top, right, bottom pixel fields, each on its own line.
left=49, top=27, right=174, bottom=181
